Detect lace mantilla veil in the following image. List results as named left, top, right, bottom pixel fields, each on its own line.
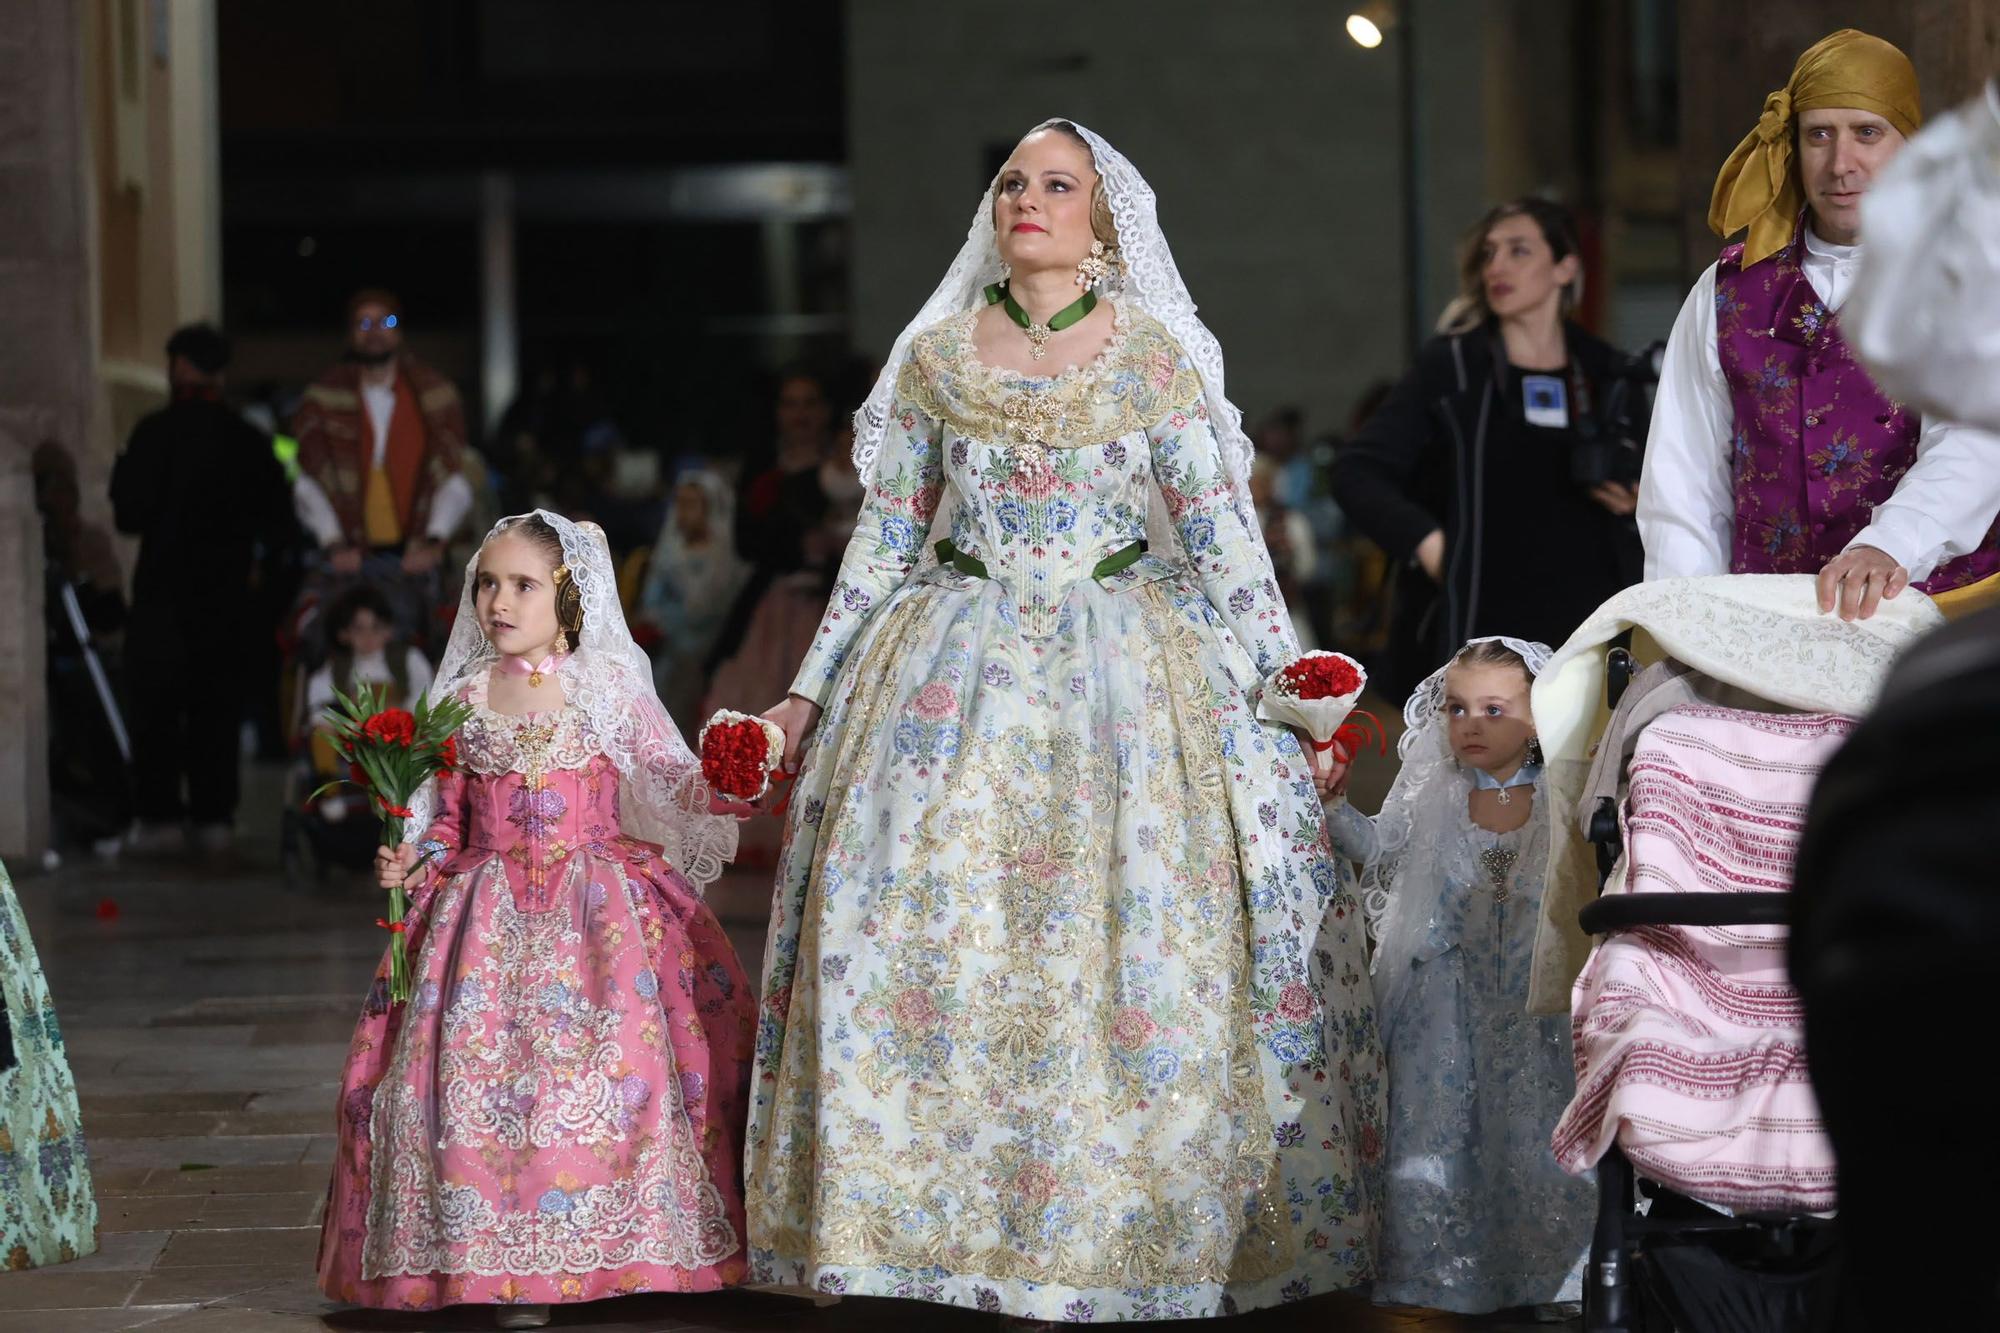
left=1360, top=635, right=1553, bottom=1008
left=402, top=510, right=738, bottom=891
left=850, top=117, right=1281, bottom=595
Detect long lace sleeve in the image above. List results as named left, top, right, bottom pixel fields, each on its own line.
left=1146, top=356, right=1303, bottom=679
left=407, top=767, right=468, bottom=914
left=788, top=361, right=945, bottom=706
left=1323, top=799, right=1380, bottom=865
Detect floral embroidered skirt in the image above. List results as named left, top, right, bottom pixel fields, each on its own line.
left=745, top=577, right=1385, bottom=1321
left=1, top=859, right=98, bottom=1270
left=318, top=849, right=755, bottom=1310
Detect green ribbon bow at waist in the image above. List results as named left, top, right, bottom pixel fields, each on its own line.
left=935, top=538, right=1147, bottom=583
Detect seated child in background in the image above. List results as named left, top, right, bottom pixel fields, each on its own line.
left=303, top=584, right=434, bottom=816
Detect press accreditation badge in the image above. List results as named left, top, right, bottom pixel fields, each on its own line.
left=1521, top=374, right=1569, bottom=429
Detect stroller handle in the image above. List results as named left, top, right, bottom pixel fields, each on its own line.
left=1580, top=892, right=1791, bottom=933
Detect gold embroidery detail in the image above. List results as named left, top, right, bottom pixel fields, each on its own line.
left=1001, top=391, right=1064, bottom=447
left=896, top=309, right=1205, bottom=450
left=746, top=582, right=1291, bottom=1287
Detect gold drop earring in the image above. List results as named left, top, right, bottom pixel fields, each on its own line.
left=1074, top=240, right=1116, bottom=289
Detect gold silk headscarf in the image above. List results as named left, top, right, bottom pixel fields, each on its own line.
left=1707, top=28, right=1923, bottom=268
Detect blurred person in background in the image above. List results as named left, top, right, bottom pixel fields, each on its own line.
left=1330, top=381, right=1397, bottom=650
left=706, top=366, right=838, bottom=670
left=290, top=289, right=473, bottom=653
left=635, top=467, right=749, bottom=734
left=111, top=324, right=294, bottom=856
left=1250, top=453, right=1319, bottom=651
left=34, top=441, right=124, bottom=633
left=1255, top=405, right=1341, bottom=647
left=35, top=441, right=130, bottom=853
left=1331, top=198, right=1649, bottom=697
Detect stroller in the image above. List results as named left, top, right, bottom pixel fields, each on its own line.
left=277, top=563, right=442, bottom=887
left=1523, top=575, right=1944, bottom=1333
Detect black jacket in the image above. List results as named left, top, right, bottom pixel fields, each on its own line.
left=1330, top=321, right=1649, bottom=693
left=111, top=398, right=294, bottom=628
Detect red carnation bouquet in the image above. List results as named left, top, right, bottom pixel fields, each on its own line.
left=698, top=709, right=789, bottom=803
left=312, top=684, right=475, bottom=1003
left=1257, top=650, right=1387, bottom=772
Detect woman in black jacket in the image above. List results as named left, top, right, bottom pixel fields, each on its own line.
left=1332, top=198, right=1650, bottom=696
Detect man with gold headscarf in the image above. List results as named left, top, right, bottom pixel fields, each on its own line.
left=1637, top=30, right=2000, bottom=621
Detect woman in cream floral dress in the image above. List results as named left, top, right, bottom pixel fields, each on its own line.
left=745, top=120, right=1384, bottom=1321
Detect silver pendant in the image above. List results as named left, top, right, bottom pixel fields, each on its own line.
left=1479, top=845, right=1517, bottom=903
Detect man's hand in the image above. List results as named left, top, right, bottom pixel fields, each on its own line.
left=329, top=545, right=364, bottom=575
left=1415, top=529, right=1446, bottom=583
left=1590, top=482, right=1639, bottom=516
left=402, top=539, right=444, bottom=575
left=1817, top=544, right=1909, bottom=621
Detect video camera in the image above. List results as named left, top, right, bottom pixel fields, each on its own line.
left=1569, top=341, right=1664, bottom=490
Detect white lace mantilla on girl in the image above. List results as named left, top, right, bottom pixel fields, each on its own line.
left=403, top=512, right=736, bottom=888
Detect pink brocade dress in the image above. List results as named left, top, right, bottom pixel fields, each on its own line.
left=317, top=692, right=755, bottom=1311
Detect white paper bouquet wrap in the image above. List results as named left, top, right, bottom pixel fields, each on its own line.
left=1255, top=650, right=1369, bottom=755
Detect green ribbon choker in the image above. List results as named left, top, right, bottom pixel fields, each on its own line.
left=983, top=281, right=1097, bottom=361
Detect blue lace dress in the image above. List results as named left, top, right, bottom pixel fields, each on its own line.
left=1331, top=779, right=1590, bottom=1313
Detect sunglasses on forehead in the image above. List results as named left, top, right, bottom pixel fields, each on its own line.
left=354, top=314, right=400, bottom=331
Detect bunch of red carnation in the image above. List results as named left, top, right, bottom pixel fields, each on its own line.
left=1257, top=650, right=1382, bottom=773
left=1272, top=653, right=1365, bottom=702
left=312, top=684, right=474, bottom=1003
left=698, top=710, right=787, bottom=802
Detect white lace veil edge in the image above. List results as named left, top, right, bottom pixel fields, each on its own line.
left=851, top=117, right=1258, bottom=505
left=1361, top=635, right=1553, bottom=1005
left=401, top=509, right=738, bottom=891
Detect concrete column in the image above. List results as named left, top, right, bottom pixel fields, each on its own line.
left=0, top=1, right=95, bottom=861
left=167, top=0, right=222, bottom=323
left=478, top=170, right=516, bottom=440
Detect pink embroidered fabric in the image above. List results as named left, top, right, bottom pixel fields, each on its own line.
left=1552, top=704, right=1846, bottom=1213
left=317, top=685, right=756, bottom=1310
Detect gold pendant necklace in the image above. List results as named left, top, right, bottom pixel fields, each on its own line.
left=988, top=282, right=1096, bottom=365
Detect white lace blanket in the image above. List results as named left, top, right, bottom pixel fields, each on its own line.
left=1526, top=574, right=1940, bottom=1013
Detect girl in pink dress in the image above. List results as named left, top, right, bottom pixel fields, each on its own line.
left=317, top=511, right=754, bottom=1328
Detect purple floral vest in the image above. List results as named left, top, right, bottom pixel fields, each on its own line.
left=1714, top=225, right=2000, bottom=592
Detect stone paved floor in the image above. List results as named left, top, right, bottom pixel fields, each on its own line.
left=1, top=755, right=1559, bottom=1332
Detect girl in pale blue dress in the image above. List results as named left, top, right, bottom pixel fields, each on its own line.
left=1328, top=636, right=1589, bottom=1317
